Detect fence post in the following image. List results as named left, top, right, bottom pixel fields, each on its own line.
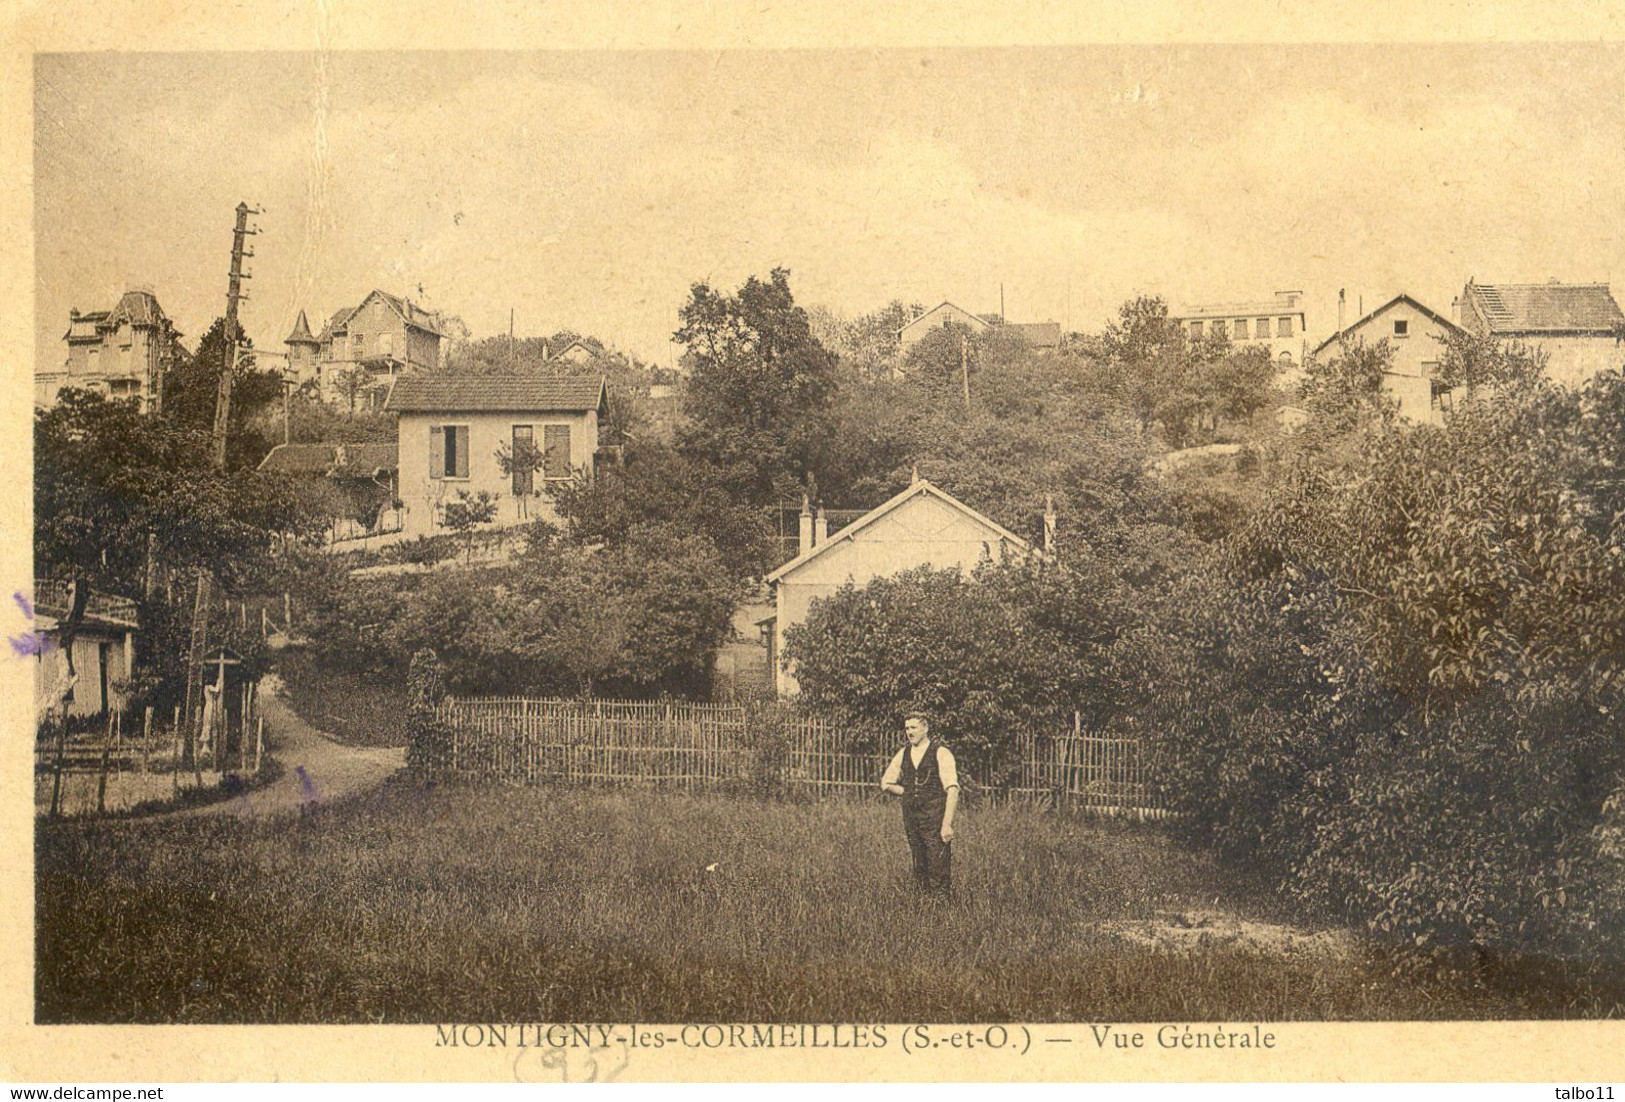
left=142, top=705, right=153, bottom=774
left=96, top=709, right=115, bottom=815
left=171, top=706, right=181, bottom=793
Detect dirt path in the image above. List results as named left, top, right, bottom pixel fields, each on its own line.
left=168, top=673, right=405, bottom=821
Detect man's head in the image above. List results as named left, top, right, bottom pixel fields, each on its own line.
left=903, top=709, right=930, bottom=745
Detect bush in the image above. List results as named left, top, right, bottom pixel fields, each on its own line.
left=1141, top=369, right=1625, bottom=961
left=782, top=565, right=1082, bottom=787
left=404, top=648, right=452, bottom=777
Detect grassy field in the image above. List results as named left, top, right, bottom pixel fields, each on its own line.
left=35, top=782, right=1625, bottom=1023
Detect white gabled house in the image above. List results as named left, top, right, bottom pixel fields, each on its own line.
left=759, top=478, right=1036, bottom=696
left=1312, top=293, right=1465, bottom=424
left=385, top=375, right=606, bottom=537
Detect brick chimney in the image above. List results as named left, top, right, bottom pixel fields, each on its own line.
left=814, top=506, right=828, bottom=546
left=798, top=494, right=814, bottom=555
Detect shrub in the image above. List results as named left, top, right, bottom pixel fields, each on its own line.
left=1143, top=369, right=1625, bottom=960
left=782, top=565, right=1081, bottom=787
left=404, top=648, right=452, bottom=777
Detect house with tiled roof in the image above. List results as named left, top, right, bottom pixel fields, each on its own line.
left=297, top=289, right=453, bottom=408
left=38, top=288, right=182, bottom=411
left=385, top=375, right=607, bottom=536
left=1456, top=279, right=1625, bottom=388
left=1313, top=293, right=1466, bottom=424
left=549, top=338, right=603, bottom=366
left=898, top=302, right=1065, bottom=355
left=259, top=442, right=402, bottom=544
left=758, top=477, right=1036, bottom=696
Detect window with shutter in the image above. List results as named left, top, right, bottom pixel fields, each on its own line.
left=450, top=425, right=468, bottom=479
left=512, top=425, right=534, bottom=495
left=543, top=424, right=572, bottom=480
left=429, top=425, right=444, bottom=480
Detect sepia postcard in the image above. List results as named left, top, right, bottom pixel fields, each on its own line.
left=5, top=0, right=1625, bottom=1086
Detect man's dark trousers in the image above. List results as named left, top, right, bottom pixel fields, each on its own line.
left=900, top=742, right=951, bottom=894
left=904, top=806, right=951, bottom=893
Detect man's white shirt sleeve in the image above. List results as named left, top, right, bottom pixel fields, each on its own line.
left=937, top=745, right=959, bottom=790
left=881, top=747, right=906, bottom=787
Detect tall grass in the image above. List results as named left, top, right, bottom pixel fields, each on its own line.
left=36, top=784, right=1624, bottom=1023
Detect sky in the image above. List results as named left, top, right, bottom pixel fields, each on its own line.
left=32, top=44, right=1625, bottom=371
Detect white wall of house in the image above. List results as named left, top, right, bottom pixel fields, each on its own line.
left=770, top=492, right=1024, bottom=695
left=898, top=303, right=991, bottom=350
left=35, top=623, right=135, bottom=718
left=397, top=408, right=599, bottom=537
left=1322, top=299, right=1458, bottom=424
left=1526, top=336, right=1625, bottom=390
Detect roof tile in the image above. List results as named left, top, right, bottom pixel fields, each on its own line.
left=1468, top=282, right=1625, bottom=333
left=385, top=374, right=606, bottom=413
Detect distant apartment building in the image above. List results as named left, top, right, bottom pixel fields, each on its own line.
left=38, top=288, right=182, bottom=411
left=1313, top=293, right=1464, bottom=424
left=897, top=301, right=1062, bottom=352
left=290, top=289, right=450, bottom=407
left=1455, top=279, right=1625, bottom=389
left=1170, top=290, right=1307, bottom=367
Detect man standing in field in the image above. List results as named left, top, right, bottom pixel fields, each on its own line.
left=880, top=708, right=959, bottom=895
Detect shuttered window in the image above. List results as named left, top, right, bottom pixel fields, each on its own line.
left=429, top=424, right=468, bottom=479
left=512, top=425, right=534, bottom=495
left=543, top=424, right=572, bottom=480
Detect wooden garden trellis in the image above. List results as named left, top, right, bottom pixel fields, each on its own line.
left=427, top=696, right=1169, bottom=816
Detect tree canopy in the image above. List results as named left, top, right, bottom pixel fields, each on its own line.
left=675, top=268, right=840, bottom=506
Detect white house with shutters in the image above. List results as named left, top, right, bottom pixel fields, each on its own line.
left=385, top=375, right=606, bottom=537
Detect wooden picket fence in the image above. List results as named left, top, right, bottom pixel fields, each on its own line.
left=428, top=697, right=1169, bottom=817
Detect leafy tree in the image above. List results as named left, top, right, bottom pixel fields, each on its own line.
left=1150, top=368, right=1625, bottom=958
left=329, top=363, right=375, bottom=419
left=811, top=300, right=923, bottom=378
left=305, top=523, right=740, bottom=700
left=675, top=268, right=840, bottom=505
left=1298, top=338, right=1395, bottom=428
left=551, top=442, right=774, bottom=579
left=270, top=390, right=396, bottom=445
left=494, top=436, right=547, bottom=518
left=1207, top=344, right=1279, bottom=425
left=822, top=348, right=1174, bottom=551
left=36, top=389, right=322, bottom=712
left=441, top=490, right=498, bottom=561
left=1434, top=329, right=1549, bottom=399
left=161, top=316, right=284, bottom=469
left=783, top=564, right=1083, bottom=786
left=1088, top=296, right=1235, bottom=446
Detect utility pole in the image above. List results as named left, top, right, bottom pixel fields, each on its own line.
left=184, top=202, right=260, bottom=768
left=211, top=202, right=258, bottom=468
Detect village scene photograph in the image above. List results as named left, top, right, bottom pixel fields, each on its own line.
left=18, top=35, right=1625, bottom=1048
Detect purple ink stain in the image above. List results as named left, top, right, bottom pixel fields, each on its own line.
left=13, top=592, right=33, bottom=619
left=296, top=765, right=318, bottom=805
left=10, top=632, right=49, bottom=657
